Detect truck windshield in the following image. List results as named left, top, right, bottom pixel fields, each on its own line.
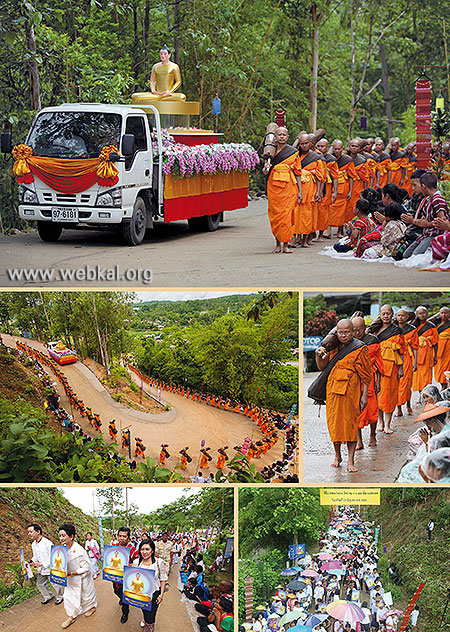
left=28, top=111, right=122, bottom=159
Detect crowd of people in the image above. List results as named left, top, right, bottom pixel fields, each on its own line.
left=26, top=520, right=232, bottom=631
left=308, top=303, right=450, bottom=475
left=242, top=508, right=413, bottom=632
left=265, top=129, right=450, bottom=269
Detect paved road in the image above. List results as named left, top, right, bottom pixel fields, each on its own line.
left=5, top=334, right=283, bottom=477
left=0, top=559, right=195, bottom=632
left=302, top=371, right=422, bottom=484
left=1, top=199, right=445, bottom=287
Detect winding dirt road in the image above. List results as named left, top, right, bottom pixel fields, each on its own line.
left=4, top=334, right=284, bottom=478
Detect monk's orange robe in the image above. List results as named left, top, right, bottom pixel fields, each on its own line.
left=293, top=151, right=326, bottom=235
left=397, top=325, right=419, bottom=406
left=180, top=455, right=188, bottom=469
left=388, top=151, right=407, bottom=186
left=200, top=453, right=209, bottom=469
left=404, top=154, right=417, bottom=197
left=347, top=158, right=369, bottom=222
left=329, top=157, right=357, bottom=227
left=267, top=148, right=302, bottom=243
left=435, top=322, right=450, bottom=384
left=412, top=323, right=439, bottom=392
left=217, top=453, right=226, bottom=469
left=326, top=344, right=372, bottom=443
left=317, top=154, right=339, bottom=231
left=377, top=329, right=405, bottom=413
left=359, top=337, right=384, bottom=428
left=376, top=152, right=391, bottom=188
left=363, top=153, right=377, bottom=185
left=312, top=157, right=327, bottom=230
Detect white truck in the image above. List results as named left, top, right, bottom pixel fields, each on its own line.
left=5, top=103, right=250, bottom=246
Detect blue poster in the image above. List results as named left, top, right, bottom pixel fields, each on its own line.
left=102, top=545, right=130, bottom=583
left=50, top=545, right=68, bottom=586
left=224, top=537, right=234, bottom=559
left=122, top=566, right=155, bottom=611
left=288, top=544, right=306, bottom=560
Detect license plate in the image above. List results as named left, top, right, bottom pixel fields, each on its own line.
left=51, top=207, right=78, bottom=222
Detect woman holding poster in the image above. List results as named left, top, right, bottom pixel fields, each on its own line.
left=132, top=538, right=168, bottom=632
left=58, top=523, right=98, bottom=629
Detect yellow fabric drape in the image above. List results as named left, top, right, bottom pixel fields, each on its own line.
left=164, top=171, right=248, bottom=200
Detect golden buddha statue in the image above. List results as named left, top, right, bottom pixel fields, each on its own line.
left=132, top=46, right=186, bottom=102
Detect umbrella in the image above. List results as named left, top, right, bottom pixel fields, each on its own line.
left=341, top=553, right=355, bottom=560
left=318, top=553, right=334, bottom=561
left=279, top=610, right=304, bottom=626
left=326, top=600, right=365, bottom=622
left=337, top=545, right=351, bottom=553
left=280, top=568, right=298, bottom=576
left=327, top=568, right=346, bottom=576
left=305, top=614, right=329, bottom=628
left=380, top=609, right=403, bottom=621
left=327, top=529, right=339, bottom=536
left=268, top=613, right=280, bottom=619
left=288, top=626, right=311, bottom=632
left=287, top=580, right=307, bottom=591
left=321, top=561, right=342, bottom=570
left=301, top=569, right=319, bottom=578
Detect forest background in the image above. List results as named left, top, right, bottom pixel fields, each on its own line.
left=1, top=0, right=450, bottom=229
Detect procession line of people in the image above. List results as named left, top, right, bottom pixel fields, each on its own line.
left=308, top=304, right=450, bottom=475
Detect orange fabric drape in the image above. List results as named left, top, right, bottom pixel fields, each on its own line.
left=12, top=144, right=119, bottom=192
left=164, top=171, right=248, bottom=200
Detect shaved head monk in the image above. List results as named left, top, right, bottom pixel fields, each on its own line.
left=263, top=126, right=303, bottom=253
left=313, top=318, right=371, bottom=472
left=435, top=307, right=450, bottom=388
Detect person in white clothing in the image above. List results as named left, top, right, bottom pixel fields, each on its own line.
left=84, top=532, right=100, bottom=579
left=27, top=523, right=64, bottom=605
left=58, top=523, right=97, bottom=629
left=132, top=538, right=168, bottom=632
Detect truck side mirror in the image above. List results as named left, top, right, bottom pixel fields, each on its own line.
left=122, top=134, right=135, bottom=156
left=1, top=132, right=12, bottom=154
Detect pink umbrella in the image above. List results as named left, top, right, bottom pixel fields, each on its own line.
left=380, top=609, right=403, bottom=621
left=321, top=561, right=342, bottom=570
left=326, top=600, right=365, bottom=622
left=318, top=553, right=334, bottom=561
left=301, top=569, right=320, bottom=578
left=341, top=553, right=355, bottom=560
left=337, top=545, right=351, bottom=553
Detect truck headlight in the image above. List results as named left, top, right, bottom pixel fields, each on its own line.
left=96, top=188, right=122, bottom=207
left=19, top=185, right=38, bottom=204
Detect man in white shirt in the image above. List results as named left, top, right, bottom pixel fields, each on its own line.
left=155, top=532, right=174, bottom=574
left=427, top=520, right=434, bottom=540
left=27, top=523, right=63, bottom=604
left=84, top=532, right=100, bottom=579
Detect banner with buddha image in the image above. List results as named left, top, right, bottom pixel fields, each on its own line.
left=50, top=545, right=68, bottom=586
left=122, top=566, right=155, bottom=611
left=102, top=545, right=131, bottom=582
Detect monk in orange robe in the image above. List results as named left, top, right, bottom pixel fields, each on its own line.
left=328, top=140, right=357, bottom=236
left=396, top=309, right=418, bottom=417
left=374, top=138, right=391, bottom=189
left=313, top=319, right=371, bottom=472
left=216, top=447, right=228, bottom=470
left=435, top=307, right=450, bottom=387
left=375, top=305, right=405, bottom=434
left=352, top=318, right=383, bottom=450
left=292, top=133, right=326, bottom=247
left=347, top=139, right=369, bottom=222
left=316, top=138, right=339, bottom=240
left=159, top=444, right=169, bottom=464
left=412, top=306, right=439, bottom=393
left=360, top=142, right=377, bottom=188
left=387, top=137, right=407, bottom=186
left=263, top=126, right=302, bottom=253
left=200, top=448, right=212, bottom=469
left=403, top=143, right=417, bottom=196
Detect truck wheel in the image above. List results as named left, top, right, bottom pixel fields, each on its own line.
left=121, top=197, right=147, bottom=246
left=188, top=212, right=222, bottom=232
left=37, top=221, right=63, bottom=242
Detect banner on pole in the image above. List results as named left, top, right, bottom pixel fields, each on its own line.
left=245, top=576, right=254, bottom=622
left=399, top=584, right=425, bottom=631
left=416, top=80, right=432, bottom=169
left=289, top=544, right=306, bottom=560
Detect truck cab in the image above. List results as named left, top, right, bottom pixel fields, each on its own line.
left=18, top=103, right=163, bottom=245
